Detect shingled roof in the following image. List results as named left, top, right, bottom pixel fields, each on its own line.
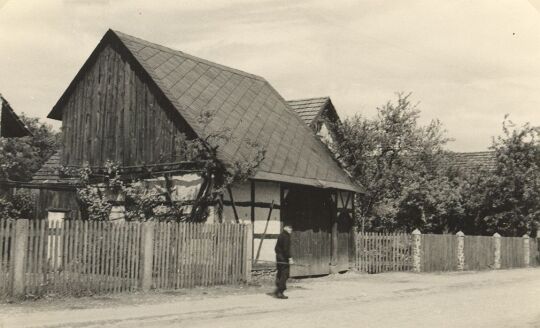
left=47, top=30, right=360, bottom=192
left=445, top=151, right=497, bottom=172
left=287, top=97, right=331, bottom=127
left=31, top=151, right=76, bottom=184
left=0, top=94, right=32, bottom=138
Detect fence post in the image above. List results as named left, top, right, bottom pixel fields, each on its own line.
left=493, top=233, right=501, bottom=269
left=11, top=219, right=29, bottom=297
left=523, top=234, right=530, bottom=267
left=140, top=221, right=155, bottom=292
left=412, top=229, right=422, bottom=273
left=456, top=231, right=465, bottom=271
left=244, top=224, right=253, bottom=283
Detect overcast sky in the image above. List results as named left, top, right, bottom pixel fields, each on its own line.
left=1, top=0, right=539, bottom=151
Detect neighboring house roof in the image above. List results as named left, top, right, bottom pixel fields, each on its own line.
left=0, top=94, right=32, bottom=138
left=287, top=97, right=331, bottom=127
left=446, top=151, right=497, bottom=172
left=31, top=151, right=75, bottom=184
left=47, top=30, right=360, bottom=193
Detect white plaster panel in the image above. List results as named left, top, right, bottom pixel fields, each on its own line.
left=254, top=181, right=280, bottom=204
left=254, top=207, right=280, bottom=222
left=224, top=182, right=251, bottom=202
left=253, top=220, right=281, bottom=234
left=222, top=205, right=250, bottom=222
left=337, top=191, right=354, bottom=209
left=253, top=237, right=277, bottom=263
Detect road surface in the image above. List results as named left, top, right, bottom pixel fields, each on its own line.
left=2, top=268, right=540, bottom=327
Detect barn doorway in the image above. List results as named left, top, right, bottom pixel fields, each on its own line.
left=282, top=186, right=335, bottom=276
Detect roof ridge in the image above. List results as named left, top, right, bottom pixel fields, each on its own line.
left=286, top=96, right=330, bottom=103
left=112, top=30, right=267, bottom=83
left=449, top=151, right=495, bottom=155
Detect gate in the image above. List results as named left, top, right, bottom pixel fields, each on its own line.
left=290, top=230, right=331, bottom=276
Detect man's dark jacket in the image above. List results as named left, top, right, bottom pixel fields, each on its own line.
left=275, top=230, right=291, bottom=263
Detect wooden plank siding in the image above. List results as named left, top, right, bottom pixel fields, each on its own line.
left=59, top=43, right=191, bottom=167
left=34, top=189, right=80, bottom=220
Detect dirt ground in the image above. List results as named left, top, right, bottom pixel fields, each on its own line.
left=1, top=268, right=539, bottom=328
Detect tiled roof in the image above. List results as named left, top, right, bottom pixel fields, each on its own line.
left=286, top=97, right=330, bottom=126
left=0, top=94, right=32, bottom=138
left=48, top=30, right=360, bottom=192
left=31, top=151, right=76, bottom=184
left=445, top=151, right=497, bottom=172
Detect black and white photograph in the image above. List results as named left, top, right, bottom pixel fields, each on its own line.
left=0, top=1, right=539, bottom=327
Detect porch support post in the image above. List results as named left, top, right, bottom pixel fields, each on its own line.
left=330, top=192, right=339, bottom=274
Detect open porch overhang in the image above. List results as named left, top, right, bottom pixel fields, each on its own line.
left=253, top=171, right=363, bottom=194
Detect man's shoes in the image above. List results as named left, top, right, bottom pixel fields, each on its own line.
left=275, top=292, right=288, bottom=299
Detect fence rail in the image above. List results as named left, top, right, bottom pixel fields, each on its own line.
left=0, top=219, right=251, bottom=300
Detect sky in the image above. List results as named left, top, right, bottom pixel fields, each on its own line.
left=0, top=0, right=539, bottom=151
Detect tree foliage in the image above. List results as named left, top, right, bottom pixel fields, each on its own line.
left=333, top=93, right=451, bottom=232
left=0, top=114, right=60, bottom=181
left=0, top=189, right=35, bottom=220
left=457, top=118, right=540, bottom=237
left=336, top=94, right=540, bottom=236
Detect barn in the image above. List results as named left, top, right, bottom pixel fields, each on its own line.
left=26, top=29, right=361, bottom=276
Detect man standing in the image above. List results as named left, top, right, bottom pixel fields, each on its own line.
left=274, top=224, right=294, bottom=299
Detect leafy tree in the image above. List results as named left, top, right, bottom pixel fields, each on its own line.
left=336, top=93, right=540, bottom=236
left=0, top=189, right=35, bottom=220
left=333, top=93, right=451, bottom=232
left=459, top=118, right=540, bottom=237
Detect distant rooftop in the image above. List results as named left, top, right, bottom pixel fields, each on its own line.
left=446, top=151, right=496, bottom=172
left=0, top=94, right=32, bottom=138
left=286, top=97, right=330, bottom=126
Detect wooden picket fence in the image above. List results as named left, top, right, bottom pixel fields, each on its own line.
left=0, top=220, right=15, bottom=299
left=0, top=219, right=250, bottom=299
left=463, top=235, right=493, bottom=270
left=353, top=231, right=540, bottom=274
left=530, top=238, right=539, bottom=266
left=500, top=237, right=525, bottom=269
left=421, top=234, right=458, bottom=272
left=353, top=232, right=412, bottom=273
left=152, top=222, right=249, bottom=289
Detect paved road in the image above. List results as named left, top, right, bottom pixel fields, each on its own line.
left=2, top=268, right=540, bottom=328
